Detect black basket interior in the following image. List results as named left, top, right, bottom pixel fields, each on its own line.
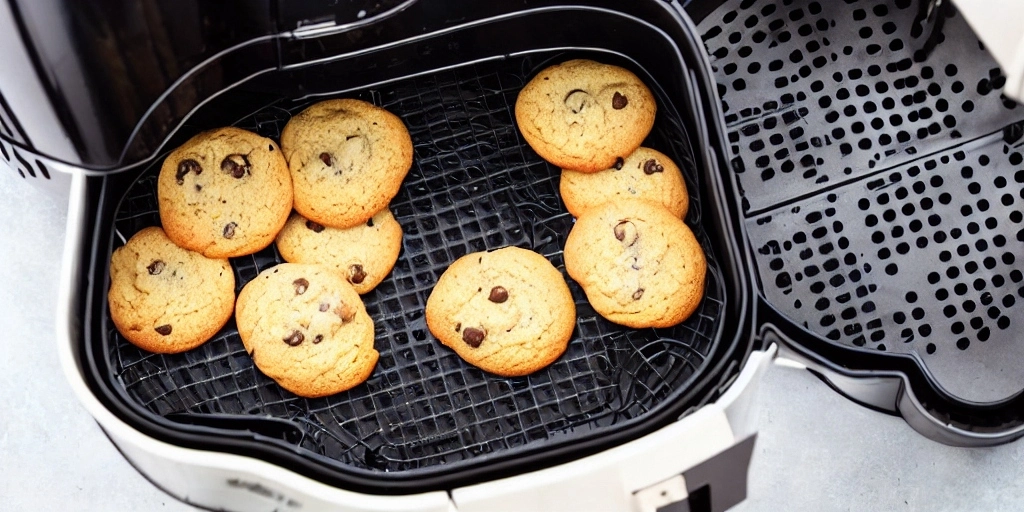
left=98, top=51, right=729, bottom=479
left=699, top=0, right=1024, bottom=403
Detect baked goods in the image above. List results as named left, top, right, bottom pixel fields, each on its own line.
left=157, top=127, right=293, bottom=258
left=280, top=99, right=414, bottom=229
left=274, top=208, right=403, bottom=294
left=235, top=263, right=378, bottom=398
left=564, top=198, right=706, bottom=328
left=515, top=59, right=657, bottom=172
left=560, top=147, right=689, bottom=218
left=108, top=226, right=235, bottom=353
left=425, top=247, right=576, bottom=377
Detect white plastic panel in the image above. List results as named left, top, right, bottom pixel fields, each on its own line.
left=954, top=1, right=1024, bottom=103
left=451, top=348, right=775, bottom=512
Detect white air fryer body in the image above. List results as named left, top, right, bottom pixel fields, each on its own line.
left=55, top=167, right=773, bottom=510
left=11, top=1, right=1024, bottom=510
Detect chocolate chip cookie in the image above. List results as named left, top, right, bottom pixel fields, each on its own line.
left=564, top=198, right=706, bottom=328
left=157, top=127, right=293, bottom=258
left=235, top=263, right=378, bottom=397
left=515, top=59, right=657, bottom=172
left=274, top=208, right=403, bottom=294
left=108, top=226, right=235, bottom=353
left=280, top=99, right=414, bottom=229
left=425, top=247, right=576, bottom=377
left=560, top=147, right=689, bottom=218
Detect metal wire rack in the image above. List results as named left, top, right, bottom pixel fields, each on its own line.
left=102, top=53, right=727, bottom=474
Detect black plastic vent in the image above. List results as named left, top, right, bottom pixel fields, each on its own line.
left=0, top=138, right=51, bottom=180
left=700, top=0, right=1024, bottom=402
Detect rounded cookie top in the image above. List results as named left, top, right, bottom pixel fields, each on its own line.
left=560, top=147, right=689, bottom=218
left=235, top=263, right=378, bottom=397
left=515, top=59, right=657, bottom=172
left=564, top=198, right=706, bottom=329
left=425, top=246, right=576, bottom=377
left=157, top=127, right=293, bottom=258
left=280, top=99, right=414, bottom=229
left=275, top=208, right=403, bottom=294
left=108, top=226, right=235, bottom=353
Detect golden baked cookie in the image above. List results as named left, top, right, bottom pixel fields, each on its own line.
left=157, top=127, right=293, bottom=258
left=108, top=226, right=235, bottom=353
left=560, top=147, right=689, bottom=218
left=515, top=59, right=657, bottom=172
left=280, top=99, right=414, bottom=229
left=235, top=263, right=378, bottom=398
left=564, top=198, right=706, bottom=328
left=274, top=209, right=403, bottom=295
left=425, top=247, right=576, bottom=377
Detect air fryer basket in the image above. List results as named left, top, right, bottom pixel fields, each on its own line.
left=78, top=2, right=753, bottom=493
left=696, top=0, right=1024, bottom=431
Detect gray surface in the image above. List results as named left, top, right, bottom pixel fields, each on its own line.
left=2, top=168, right=1023, bottom=511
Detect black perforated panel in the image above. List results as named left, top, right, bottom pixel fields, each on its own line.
left=101, top=54, right=727, bottom=476
left=703, top=0, right=1021, bottom=214
left=700, top=0, right=1024, bottom=402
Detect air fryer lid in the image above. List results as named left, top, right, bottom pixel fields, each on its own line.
left=79, top=0, right=754, bottom=494
left=695, top=0, right=1024, bottom=437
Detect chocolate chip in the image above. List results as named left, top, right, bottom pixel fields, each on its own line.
left=223, top=222, right=237, bottom=239
left=283, top=330, right=304, bottom=346
left=366, top=217, right=374, bottom=227
left=155, top=324, right=172, bottom=336
left=319, top=152, right=332, bottom=166
left=488, top=286, right=508, bottom=303
left=613, top=220, right=639, bottom=246
left=348, top=264, right=367, bottom=284
left=462, top=327, right=486, bottom=347
left=175, top=159, right=201, bottom=184
left=612, top=92, right=628, bottom=109
left=643, top=159, right=664, bottom=175
left=221, top=154, right=249, bottom=179
left=305, top=220, right=325, bottom=233
left=293, top=278, right=309, bottom=295
left=613, top=157, right=624, bottom=170
left=632, top=288, right=645, bottom=300
left=147, top=260, right=165, bottom=275
left=195, top=184, right=202, bottom=191
left=455, top=322, right=462, bottom=332
left=319, top=302, right=330, bottom=312
left=313, top=334, right=324, bottom=344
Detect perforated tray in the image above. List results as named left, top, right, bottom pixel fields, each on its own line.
left=98, top=53, right=727, bottom=479
left=699, top=0, right=1024, bottom=402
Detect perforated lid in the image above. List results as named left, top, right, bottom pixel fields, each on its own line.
left=696, top=0, right=1024, bottom=436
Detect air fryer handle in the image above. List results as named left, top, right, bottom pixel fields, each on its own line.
left=633, top=435, right=757, bottom=512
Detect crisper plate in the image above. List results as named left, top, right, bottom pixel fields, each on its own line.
left=699, top=0, right=1024, bottom=403
left=97, top=53, right=728, bottom=483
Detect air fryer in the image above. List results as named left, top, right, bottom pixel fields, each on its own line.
left=0, top=0, right=1020, bottom=511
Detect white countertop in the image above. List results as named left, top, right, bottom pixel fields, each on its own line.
left=2, top=168, right=1023, bottom=511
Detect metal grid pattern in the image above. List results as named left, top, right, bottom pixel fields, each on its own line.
left=102, top=55, right=726, bottom=474
left=699, top=0, right=1024, bottom=402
